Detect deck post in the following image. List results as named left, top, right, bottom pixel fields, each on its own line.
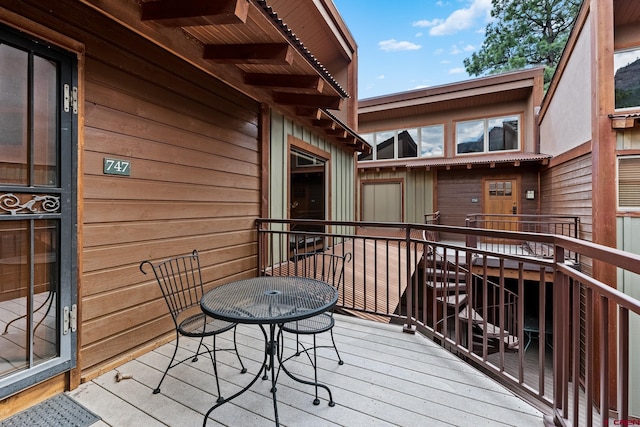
left=403, top=224, right=416, bottom=334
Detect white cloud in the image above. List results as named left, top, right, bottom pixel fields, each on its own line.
left=449, top=67, right=466, bottom=74
left=379, top=39, right=421, bottom=52
left=463, top=44, right=476, bottom=52
left=430, top=0, right=492, bottom=36
left=440, top=59, right=452, bottom=64
left=434, top=48, right=444, bottom=55
left=377, top=75, right=385, bottom=79
left=415, top=32, right=423, bottom=37
left=413, top=18, right=444, bottom=28
left=450, top=46, right=462, bottom=55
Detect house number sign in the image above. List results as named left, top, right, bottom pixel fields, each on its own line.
left=103, top=158, right=131, bottom=176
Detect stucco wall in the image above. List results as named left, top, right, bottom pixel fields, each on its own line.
left=539, top=14, right=593, bottom=156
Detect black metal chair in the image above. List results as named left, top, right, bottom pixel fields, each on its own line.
left=278, top=249, right=352, bottom=405
left=140, top=250, right=246, bottom=400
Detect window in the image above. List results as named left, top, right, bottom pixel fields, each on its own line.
left=358, top=125, right=444, bottom=161
left=456, top=115, right=520, bottom=154
left=618, top=156, right=640, bottom=210
left=614, top=47, right=640, bottom=110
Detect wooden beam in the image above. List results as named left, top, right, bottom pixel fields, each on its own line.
left=203, top=44, right=294, bottom=65
left=312, top=119, right=336, bottom=129
left=295, top=107, right=322, bottom=119
left=141, top=0, right=249, bottom=26
left=273, top=92, right=343, bottom=109
left=611, top=117, right=637, bottom=129
left=326, top=128, right=348, bottom=138
left=244, top=73, right=324, bottom=92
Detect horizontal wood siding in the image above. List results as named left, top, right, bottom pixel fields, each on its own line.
left=438, top=167, right=539, bottom=239
left=540, top=153, right=593, bottom=273
left=77, top=18, right=260, bottom=371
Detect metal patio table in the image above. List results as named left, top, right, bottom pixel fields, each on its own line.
left=200, top=276, right=338, bottom=426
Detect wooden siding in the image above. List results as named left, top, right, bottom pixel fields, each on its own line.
left=269, top=110, right=356, bottom=229
left=437, top=167, right=539, bottom=239
left=357, top=169, right=434, bottom=224
left=21, top=2, right=264, bottom=376
left=540, top=153, right=593, bottom=274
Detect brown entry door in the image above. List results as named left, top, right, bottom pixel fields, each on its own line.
left=483, top=178, right=519, bottom=232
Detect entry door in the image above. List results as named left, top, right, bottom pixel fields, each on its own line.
left=482, top=178, right=519, bottom=232
left=0, top=25, right=76, bottom=398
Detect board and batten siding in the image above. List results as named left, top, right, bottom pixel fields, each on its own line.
left=80, top=28, right=260, bottom=375
left=269, top=110, right=356, bottom=227
left=357, top=169, right=434, bottom=224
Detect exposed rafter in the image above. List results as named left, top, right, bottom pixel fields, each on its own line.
left=141, top=0, right=249, bottom=26
left=244, top=73, right=324, bottom=92
left=203, top=43, right=294, bottom=65
left=273, top=92, right=342, bottom=109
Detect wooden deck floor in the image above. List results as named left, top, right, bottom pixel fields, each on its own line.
left=69, top=315, right=545, bottom=426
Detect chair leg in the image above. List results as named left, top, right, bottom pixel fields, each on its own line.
left=193, top=336, right=205, bottom=362
left=233, top=327, right=247, bottom=374
left=154, top=333, right=180, bottom=394
left=329, top=329, right=344, bottom=365
left=209, top=335, right=224, bottom=403
left=312, top=334, right=320, bottom=406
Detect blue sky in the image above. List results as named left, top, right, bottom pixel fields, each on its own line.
left=332, top=0, right=494, bottom=100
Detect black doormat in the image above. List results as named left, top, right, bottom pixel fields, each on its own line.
left=1, top=393, right=101, bottom=427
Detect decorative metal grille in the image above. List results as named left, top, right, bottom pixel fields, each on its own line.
left=0, top=193, right=61, bottom=215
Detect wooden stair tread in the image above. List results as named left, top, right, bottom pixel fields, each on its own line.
left=436, top=294, right=468, bottom=306
left=458, top=306, right=483, bottom=322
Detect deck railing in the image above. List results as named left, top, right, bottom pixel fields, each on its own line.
left=465, top=213, right=580, bottom=263
left=256, top=218, right=640, bottom=426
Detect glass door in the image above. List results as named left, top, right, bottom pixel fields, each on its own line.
left=0, top=25, right=76, bottom=398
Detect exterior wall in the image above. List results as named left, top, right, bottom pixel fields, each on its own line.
left=539, top=13, right=593, bottom=156
left=357, top=169, right=434, bottom=223
left=437, top=167, right=539, bottom=239
left=4, top=1, right=261, bottom=378
left=81, top=32, right=260, bottom=374
left=617, top=216, right=640, bottom=416
left=269, top=110, right=357, bottom=225
left=359, top=100, right=535, bottom=157
left=540, top=153, right=593, bottom=274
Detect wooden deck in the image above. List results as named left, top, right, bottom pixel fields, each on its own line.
left=68, top=315, right=545, bottom=426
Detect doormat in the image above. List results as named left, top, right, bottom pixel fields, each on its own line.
left=1, top=393, right=101, bottom=427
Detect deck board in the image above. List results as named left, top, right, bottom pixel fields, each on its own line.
left=69, top=315, right=544, bottom=426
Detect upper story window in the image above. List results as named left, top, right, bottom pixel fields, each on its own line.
left=456, top=115, right=519, bottom=155
left=614, top=47, right=640, bottom=110
left=358, top=125, right=444, bottom=161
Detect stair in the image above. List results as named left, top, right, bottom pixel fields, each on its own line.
left=422, top=251, right=519, bottom=354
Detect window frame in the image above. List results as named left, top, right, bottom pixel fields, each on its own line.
left=614, top=46, right=640, bottom=111
left=617, top=155, right=640, bottom=211
left=455, top=114, right=521, bottom=156
left=359, top=124, right=445, bottom=162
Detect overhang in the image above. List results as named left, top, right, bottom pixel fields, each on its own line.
left=609, top=112, right=640, bottom=129
left=359, top=67, right=544, bottom=124
left=79, top=0, right=369, bottom=152
left=358, top=152, right=551, bottom=172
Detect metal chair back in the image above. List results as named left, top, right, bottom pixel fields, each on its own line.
left=292, top=250, right=352, bottom=290
left=140, top=249, right=204, bottom=328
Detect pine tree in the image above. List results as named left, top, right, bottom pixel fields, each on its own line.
left=463, top=0, right=582, bottom=88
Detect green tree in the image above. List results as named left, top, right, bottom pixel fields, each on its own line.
left=464, top=0, right=582, bottom=87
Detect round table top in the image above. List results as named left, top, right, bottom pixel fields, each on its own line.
left=200, top=276, right=337, bottom=325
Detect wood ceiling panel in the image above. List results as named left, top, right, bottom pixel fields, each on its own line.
left=615, top=0, right=640, bottom=26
